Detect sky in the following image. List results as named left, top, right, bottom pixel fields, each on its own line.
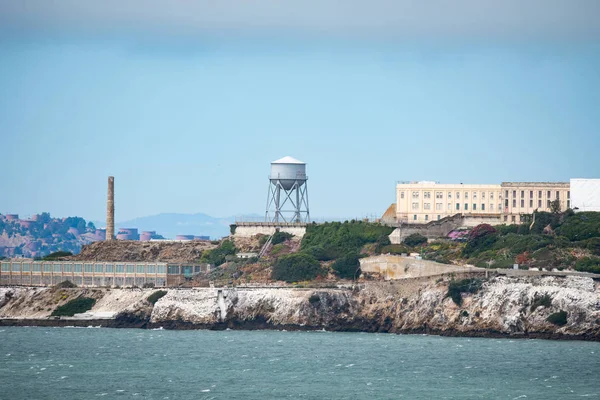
left=0, top=1, right=599, bottom=223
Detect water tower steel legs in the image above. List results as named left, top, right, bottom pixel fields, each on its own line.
left=265, top=179, right=310, bottom=224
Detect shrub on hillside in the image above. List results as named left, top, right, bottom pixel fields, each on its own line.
left=530, top=212, right=561, bottom=234
left=331, top=253, right=361, bottom=280
left=462, top=224, right=498, bottom=257
left=556, top=212, right=600, bottom=241
left=447, top=278, right=483, bottom=306
left=302, top=245, right=334, bottom=261
left=300, top=221, right=394, bottom=260
left=200, top=240, right=236, bottom=266
left=547, top=310, right=568, bottom=326
left=496, top=224, right=519, bottom=235
left=530, top=293, right=552, bottom=312
left=574, top=257, right=600, bottom=273
left=51, top=297, right=96, bottom=317
left=147, top=290, right=168, bottom=305
left=380, top=244, right=411, bottom=255
left=586, top=237, right=600, bottom=256
left=271, top=253, right=324, bottom=283
left=403, top=233, right=427, bottom=247
left=271, top=231, right=294, bottom=245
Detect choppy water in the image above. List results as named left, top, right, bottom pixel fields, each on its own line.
left=0, top=327, right=598, bottom=399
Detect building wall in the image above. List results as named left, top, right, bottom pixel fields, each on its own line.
left=233, top=224, right=306, bottom=238
left=396, top=180, right=571, bottom=225
left=570, top=178, right=600, bottom=212
left=360, top=255, right=479, bottom=280
left=500, top=182, right=570, bottom=224
left=396, top=182, right=502, bottom=224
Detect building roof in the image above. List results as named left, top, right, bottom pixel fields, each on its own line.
left=272, top=156, right=305, bottom=164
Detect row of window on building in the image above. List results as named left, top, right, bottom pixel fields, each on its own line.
left=411, top=202, right=500, bottom=212
left=0, top=274, right=167, bottom=287
left=401, top=191, right=500, bottom=200
left=505, top=199, right=571, bottom=209
left=506, top=190, right=570, bottom=199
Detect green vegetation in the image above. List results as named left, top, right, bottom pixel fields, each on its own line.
left=51, top=297, right=96, bottom=317
left=271, top=253, right=324, bottom=283
left=331, top=253, right=361, bottom=280
left=574, top=257, right=600, bottom=273
left=447, top=278, right=484, bottom=306
left=42, top=251, right=73, bottom=260
left=271, top=231, right=294, bottom=245
left=200, top=240, right=236, bottom=266
left=547, top=310, right=568, bottom=326
left=403, top=233, right=428, bottom=247
left=147, top=290, right=168, bottom=305
left=301, top=221, right=394, bottom=261
left=556, top=212, right=600, bottom=241
left=379, top=244, right=410, bottom=255
left=530, top=293, right=553, bottom=312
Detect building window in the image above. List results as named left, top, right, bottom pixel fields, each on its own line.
left=473, top=192, right=477, bottom=199
left=547, top=200, right=551, bottom=208
left=448, top=203, right=451, bottom=210
left=456, top=192, right=460, bottom=199
left=436, top=192, right=443, bottom=199
left=412, top=202, right=419, bottom=210
left=424, top=192, right=431, bottom=199
left=464, top=203, right=468, bottom=210
left=520, top=215, right=525, bottom=222
left=520, top=199, right=524, bottom=207
left=530, top=191, right=533, bottom=199
left=538, top=199, right=542, bottom=208
left=482, top=204, right=485, bottom=211
left=498, top=203, right=502, bottom=211
left=567, top=191, right=570, bottom=199
left=413, top=215, right=417, bottom=221
left=473, top=204, right=477, bottom=210
left=490, top=204, right=493, bottom=211
left=482, top=192, right=485, bottom=200
left=456, top=203, right=460, bottom=210
left=521, top=190, right=524, bottom=198
left=504, top=216, right=508, bottom=222
left=437, top=215, right=441, bottom=220
left=505, top=190, right=509, bottom=198
left=490, top=192, right=494, bottom=200
left=412, top=191, right=419, bottom=198
left=567, top=200, right=570, bottom=208
left=400, top=192, right=405, bottom=199
left=448, top=192, right=452, bottom=199
left=424, top=203, right=431, bottom=210
left=513, top=199, right=516, bottom=207
left=425, top=215, right=429, bottom=221
left=538, top=190, right=542, bottom=198
left=556, top=191, right=559, bottom=199
left=513, top=190, right=516, bottom=198
left=547, top=190, right=551, bottom=198
left=511, top=216, right=516, bottom=222
left=529, top=199, right=533, bottom=207
left=465, top=192, right=469, bottom=199
left=436, top=203, right=442, bottom=210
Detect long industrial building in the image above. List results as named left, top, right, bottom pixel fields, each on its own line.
left=393, top=178, right=598, bottom=225
left=0, top=260, right=210, bottom=287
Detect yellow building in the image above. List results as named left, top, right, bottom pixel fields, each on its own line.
left=501, top=182, right=570, bottom=224
left=396, top=181, right=502, bottom=224
left=395, top=180, right=570, bottom=225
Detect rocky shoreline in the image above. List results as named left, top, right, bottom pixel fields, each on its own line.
left=1, top=274, right=599, bottom=341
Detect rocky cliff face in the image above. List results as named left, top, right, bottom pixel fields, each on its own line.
left=1, top=275, right=599, bottom=340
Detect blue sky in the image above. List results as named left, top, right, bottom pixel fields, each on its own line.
left=0, top=1, right=599, bottom=223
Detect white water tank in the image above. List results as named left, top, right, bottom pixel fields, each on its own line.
left=270, top=156, right=307, bottom=190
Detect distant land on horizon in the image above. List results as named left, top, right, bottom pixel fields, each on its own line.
left=92, top=213, right=264, bottom=240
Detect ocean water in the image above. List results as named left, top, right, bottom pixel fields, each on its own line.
left=0, top=327, right=598, bottom=399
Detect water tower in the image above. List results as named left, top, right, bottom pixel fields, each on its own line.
left=265, top=156, right=310, bottom=223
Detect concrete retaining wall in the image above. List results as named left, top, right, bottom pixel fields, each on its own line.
left=360, top=255, right=480, bottom=280
left=234, top=225, right=306, bottom=238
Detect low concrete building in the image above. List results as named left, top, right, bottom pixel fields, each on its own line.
left=232, top=222, right=306, bottom=238
left=360, top=255, right=479, bottom=280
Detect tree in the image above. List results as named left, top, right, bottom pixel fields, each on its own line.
left=271, top=253, right=324, bottom=282
left=550, top=199, right=561, bottom=214
left=87, top=221, right=96, bottom=231
left=403, top=233, right=428, bottom=247
left=462, top=224, right=498, bottom=257
left=331, top=253, right=361, bottom=280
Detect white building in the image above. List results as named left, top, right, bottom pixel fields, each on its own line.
left=571, top=178, right=600, bottom=212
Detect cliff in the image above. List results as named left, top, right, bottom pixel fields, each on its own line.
left=1, top=275, right=599, bottom=340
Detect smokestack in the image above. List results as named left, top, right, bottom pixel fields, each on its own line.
left=106, top=176, right=114, bottom=241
